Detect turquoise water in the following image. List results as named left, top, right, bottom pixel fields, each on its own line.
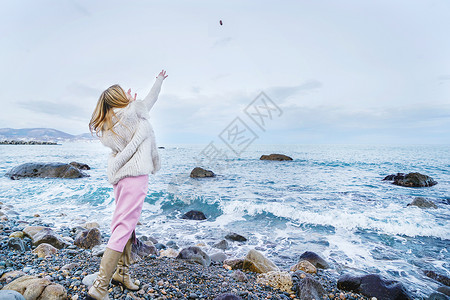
left=0, top=142, right=449, bottom=297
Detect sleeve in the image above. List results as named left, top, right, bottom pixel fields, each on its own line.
left=142, top=74, right=165, bottom=111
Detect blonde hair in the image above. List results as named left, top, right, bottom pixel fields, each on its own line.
left=89, top=84, right=130, bottom=137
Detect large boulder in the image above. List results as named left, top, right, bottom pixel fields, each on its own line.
left=190, top=167, right=215, bottom=178
left=298, top=251, right=329, bottom=269
left=260, top=154, right=293, bottom=161
left=407, top=197, right=438, bottom=209
left=256, top=271, right=293, bottom=293
left=181, top=210, right=207, bottom=220
left=5, top=162, right=89, bottom=179
left=292, top=271, right=326, bottom=300
left=337, top=273, right=412, bottom=300
left=383, top=172, right=437, bottom=187
left=424, top=270, right=450, bottom=286
left=0, top=290, right=25, bottom=300
left=32, top=243, right=58, bottom=258
left=130, top=238, right=157, bottom=263
left=74, top=228, right=102, bottom=249
left=2, top=275, right=67, bottom=300
left=225, top=233, right=247, bottom=242
left=28, top=227, right=70, bottom=249
left=176, top=246, right=211, bottom=267
left=243, top=249, right=279, bottom=273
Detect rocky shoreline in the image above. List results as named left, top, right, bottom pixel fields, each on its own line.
left=0, top=140, right=59, bottom=145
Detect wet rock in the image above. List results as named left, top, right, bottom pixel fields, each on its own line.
left=0, top=290, right=25, bottom=300
left=428, top=292, right=450, bottom=300
left=131, top=237, right=157, bottom=263
left=0, top=270, right=26, bottom=282
left=9, top=231, right=24, bottom=239
left=384, top=172, right=437, bottom=187
left=69, top=161, right=90, bottom=170
left=438, top=286, right=450, bottom=296
left=256, top=271, right=293, bottom=293
left=8, top=237, right=25, bottom=252
left=166, top=240, right=179, bottom=249
left=181, top=210, right=207, bottom=220
left=74, top=228, right=102, bottom=249
left=299, top=251, right=329, bottom=269
left=260, top=154, right=293, bottom=161
left=26, top=227, right=70, bottom=249
left=190, top=167, right=215, bottom=178
left=407, top=197, right=438, bottom=209
left=337, top=273, right=412, bottom=300
left=213, top=294, right=242, bottom=300
left=32, top=243, right=58, bottom=258
left=292, top=271, right=326, bottom=300
left=424, top=270, right=450, bottom=286
left=176, top=246, right=211, bottom=267
left=91, top=244, right=106, bottom=257
left=3, top=275, right=67, bottom=300
left=160, top=248, right=179, bottom=258
left=243, top=249, right=279, bottom=273
left=223, top=258, right=244, bottom=270
left=290, top=260, right=317, bottom=274
left=230, top=270, right=248, bottom=282
left=5, top=162, right=89, bottom=179
left=213, top=239, right=229, bottom=250
left=210, top=252, right=227, bottom=263
left=22, top=226, right=47, bottom=238
left=225, top=233, right=247, bottom=242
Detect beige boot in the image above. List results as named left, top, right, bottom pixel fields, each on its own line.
left=87, top=247, right=122, bottom=300
left=111, top=238, right=139, bottom=291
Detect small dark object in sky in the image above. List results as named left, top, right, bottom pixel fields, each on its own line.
left=219, top=20, right=223, bottom=26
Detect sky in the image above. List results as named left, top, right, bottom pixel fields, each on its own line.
left=0, top=0, right=449, bottom=145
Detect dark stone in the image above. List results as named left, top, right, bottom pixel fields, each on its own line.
left=8, top=238, right=25, bottom=252
left=181, top=210, right=207, bottom=220
left=337, top=274, right=412, bottom=300
left=176, top=246, right=211, bottom=267
left=299, top=251, right=329, bottom=269
left=213, top=239, right=229, bottom=250
left=154, top=243, right=166, bottom=250
left=260, top=154, right=293, bottom=161
left=407, top=197, right=438, bottom=209
left=214, top=294, right=242, bottom=300
left=223, top=258, right=244, bottom=270
left=32, top=228, right=70, bottom=249
left=424, top=270, right=450, bottom=286
left=0, top=290, right=26, bottom=300
left=74, top=228, right=102, bottom=249
left=190, top=167, right=215, bottom=178
left=131, top=237, right=157, bottom=263
left=69, top=161, right=90, bottom=170
left=225, top=233, right=247, bottom=242
left=292, top=271, right=326, bottom=300
left=385, top=172, right=437, bottom=187
left=428, top=292, right=450, bottom=300
left=383, top=173, right=405, bottom=181
left=5, top=162, right=89, bottom=179
left=438, top=286, right=450, bottom=296
left=166, top=240, right=179, bottom=249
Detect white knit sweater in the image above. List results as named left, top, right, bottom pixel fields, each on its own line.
left=99, top=75, right=165, bottom=185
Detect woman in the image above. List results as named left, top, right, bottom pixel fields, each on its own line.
left=88, top=69, right=168, bottom=300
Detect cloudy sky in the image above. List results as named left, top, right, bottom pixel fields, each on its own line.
left=1, top=0, right=449, bottom=144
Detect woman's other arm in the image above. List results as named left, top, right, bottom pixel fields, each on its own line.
left=142, top=69, right=168, bottom=111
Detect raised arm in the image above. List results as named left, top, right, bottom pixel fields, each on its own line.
left=142, top=69, right=168, bottom=111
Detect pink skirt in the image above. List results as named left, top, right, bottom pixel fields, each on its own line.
left=106, top=174, right=149, bottom=252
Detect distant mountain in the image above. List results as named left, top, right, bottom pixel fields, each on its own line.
left=0, top=128, right=95, bottom=142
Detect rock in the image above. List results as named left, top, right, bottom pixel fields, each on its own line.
left=27, top=227, right=70, bottom=249
left=429, top=292, right=450, bottom=300
left=166, top=240, right=178, bottom=249
left=91, top=244, right=106, bottom=257
left=190, top=167, right=215, bottom=178
left=176, top=246, right=211, bottom=267
left=213, top=294, right=242, bottom=300
left=82, top=273, right=98, bottom=287
left=299, top=251, right=329, bottom=269
left=0, top=290, right=25, bottom=300
left=225, top=233, right=247, bottom=242
left=82, top=222, right=99, bottom=229
left=213, top=239, right=229, bottom=250
left=0, top=270, right=26, bottom=282
left=290, top=260, right=317, bottom=274
left=407, top=197, right=438, bottom=209
left=61, top=263, right=79, bottom=271
left=69, top=161, right=90, bottom=170
left=424, top=270, right=450, bottom=286
left=260, top=154, right=293, bottom=161
left=292, top=271, right=326, bottom=300
left=9, top=231, right=24, bottom=239
left=438, top=286, right=450, bottom=296
left=160, top=248, right=179, bottom=258
left=131, top=237, right=157, bottom=263
left=384, top=172, right=438, bottom=187
left=32, top=243, right=58, bottom=258
left=337, top=273, right=412, bottom=300
left=210, top=252, right=227, bottom=263
left=5, top=162, right=88, bottom=179
left=243, top=249, right=279, bottom=273
left=8, top=237, right=25, bottom=252
left=230, top=270, right=248, bottom=282
left=154, top=243, right=166, bottom=250
left=74, top=228, right=102, bottom=249
left=22, top=226, right=47, bottom=238
left=3, top=275, right=67, bottom=300
left=223, top=258, right=244, bottom=270
left=256, top=271, right=293, bottom=293
left=181, top=210, right=207, bottom=220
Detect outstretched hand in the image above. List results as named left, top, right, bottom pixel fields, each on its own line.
left=157, top=69, right=168, bottom=79
left=127, top=88, right=137, bottom=102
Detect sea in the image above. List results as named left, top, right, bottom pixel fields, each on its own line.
left=0, top=142, right=449, bottom=297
